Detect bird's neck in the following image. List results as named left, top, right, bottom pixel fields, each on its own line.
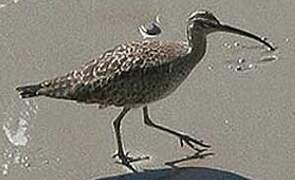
left=187, top=28, right=207, bottom=65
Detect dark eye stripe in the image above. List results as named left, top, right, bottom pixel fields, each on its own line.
left=201, top=22, right=210, bottom=28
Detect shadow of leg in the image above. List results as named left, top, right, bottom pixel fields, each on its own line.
left=164, top=151, right=215, bottom=168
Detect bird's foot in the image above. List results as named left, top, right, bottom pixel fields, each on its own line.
left=112, top=151, right=149, bottom=172
left=179, top=134, right=210, bottom=152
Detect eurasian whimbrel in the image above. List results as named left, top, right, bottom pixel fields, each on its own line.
left=16, top=10, right=275, bottom=171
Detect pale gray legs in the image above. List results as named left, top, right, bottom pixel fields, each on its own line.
left=143, top=106, right=210, bottom=151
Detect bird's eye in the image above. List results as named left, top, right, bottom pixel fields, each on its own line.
left=200, top=22, right=211, bottom=28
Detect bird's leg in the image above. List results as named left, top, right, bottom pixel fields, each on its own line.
left=112, top=107, right=149, bottom=172
left=142, top=106, right=210, bottom=152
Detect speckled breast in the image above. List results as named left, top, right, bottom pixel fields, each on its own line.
left=104, top=56, right=194, bottom=108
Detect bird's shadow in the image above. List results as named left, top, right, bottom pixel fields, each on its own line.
left=92, top=166, right=251, bottom=180
left=91, top=153, right=251, bottom=180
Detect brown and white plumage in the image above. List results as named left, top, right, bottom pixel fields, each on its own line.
left=17, top=40, right=191, bottom=107
left=16, top=10, right=275, bottom=172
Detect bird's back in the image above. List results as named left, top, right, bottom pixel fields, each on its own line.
left=17, top=40, right=192, bottom=107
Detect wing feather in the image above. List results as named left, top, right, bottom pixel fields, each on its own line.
left=38, top=40, right=190, bottom=101
left=83, top=40, right=190, bottom=86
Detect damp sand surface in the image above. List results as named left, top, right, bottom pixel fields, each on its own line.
left=0, top=0, right=294, bottom=180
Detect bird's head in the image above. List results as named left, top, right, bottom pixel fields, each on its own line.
left=187, top=10, right=221, bottom=34
left=187, top=10, right=275, bottom=51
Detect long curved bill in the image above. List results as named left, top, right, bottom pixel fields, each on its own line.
left=218, top=24, right=275, bottom=51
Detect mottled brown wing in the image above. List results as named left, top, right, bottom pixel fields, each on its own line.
left=38, top=40, right=190, bottom=101
left=82, top=40, right=190, bottom=86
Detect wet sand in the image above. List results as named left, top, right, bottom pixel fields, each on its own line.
left=0, top=0, right=294, bottom=180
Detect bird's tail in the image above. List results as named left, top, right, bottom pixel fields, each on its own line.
left=16, top=84, right=42, bottom=99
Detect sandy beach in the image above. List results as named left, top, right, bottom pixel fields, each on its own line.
left=0, top=0, right=294, bottom=179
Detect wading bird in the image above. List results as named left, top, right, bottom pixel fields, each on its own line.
left=16, top=10, right=275, bottom=171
